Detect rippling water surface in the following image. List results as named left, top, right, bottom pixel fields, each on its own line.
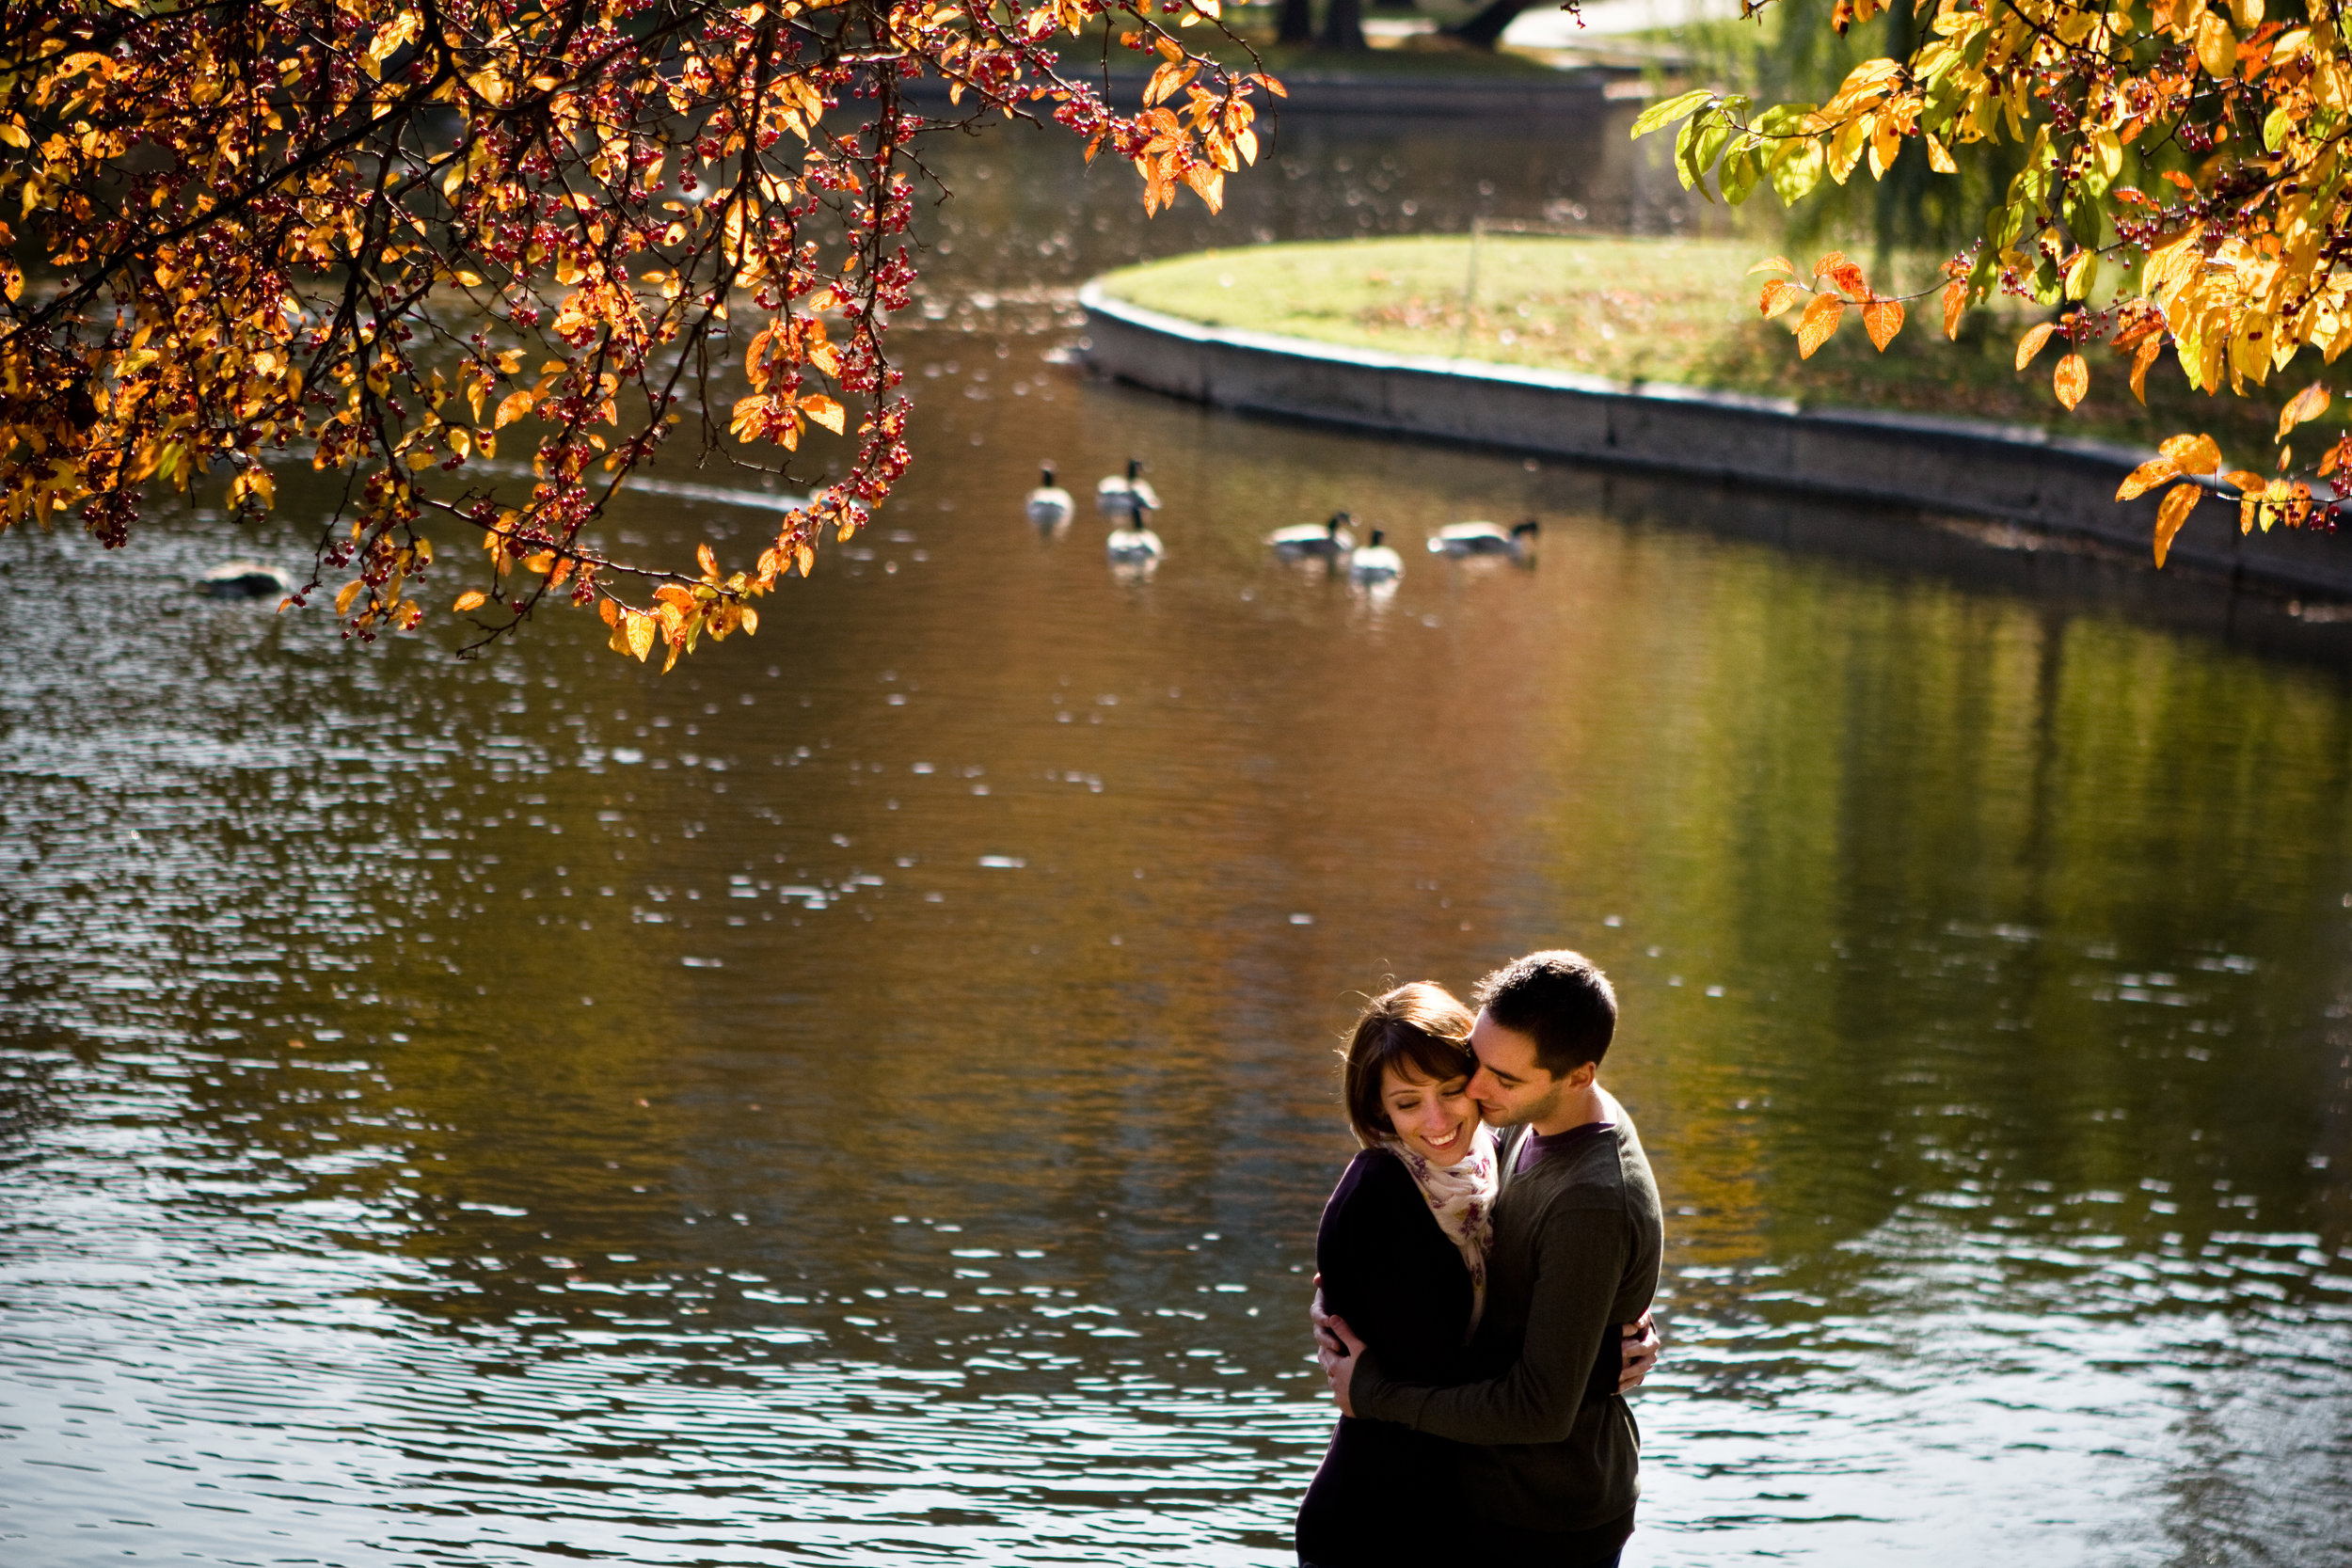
left=7, top=110, right=2352, bottom=1568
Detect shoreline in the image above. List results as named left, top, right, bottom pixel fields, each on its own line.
left=1077, top=280, right=2352, bottom=604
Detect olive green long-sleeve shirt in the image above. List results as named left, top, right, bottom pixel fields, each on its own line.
left=1348, top=1100, right=1662, bottom=1533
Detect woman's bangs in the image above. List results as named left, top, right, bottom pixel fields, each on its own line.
left=1383, top=1026, right=1475, bottom=1088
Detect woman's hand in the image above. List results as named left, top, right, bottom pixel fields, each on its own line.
left=1617, top=1309, right=1661, bottom=1393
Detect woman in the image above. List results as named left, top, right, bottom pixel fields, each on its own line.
left=1295, top=982, right=1496, bottom=1567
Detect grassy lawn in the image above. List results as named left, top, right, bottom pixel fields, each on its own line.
left=1097, top=235, right=2288, bottom=458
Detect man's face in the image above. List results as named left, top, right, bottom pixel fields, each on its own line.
left=1466, top=1009, right=1566, bottom=1129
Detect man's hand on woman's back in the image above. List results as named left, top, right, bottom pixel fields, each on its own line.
left=1311, top=1275, right=1663, bottom=1403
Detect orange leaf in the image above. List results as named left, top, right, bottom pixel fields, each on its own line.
left=2117, top=456, right=2180, bottom=500
left=453, top=589, right=487, bottom=611
left=2277, top=382, right=2330, bottom=440
left=697, top=542, right=720, bottom=578
left=2153, top=482, right=2201, bottom=567
left=1811, top=249, right=1850, bottom=279
left=800, top=392, right=847, bottom=435
left=599, top=597, right=620, bottom=626
left=1863, top=296, right=1904, bottom=352
left=1797, top=292, right=1844, bottom=357
left=2053, top=353, right=2089, bottom=410
left=2222, top=468, right=2266, bottom=494
left=1758, top=279, right=1804, bottom=318
left=2131, top=338, right=2163, bottom=404
left=1942, top=279, right=1966, bottom=341
left=2015, top=322, right=2058, bottom=372
left=2161, top=433, right=2222, bottom=473
left=1749, top=255, right=1796, bottom=276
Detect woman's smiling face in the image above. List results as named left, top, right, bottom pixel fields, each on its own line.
left=1380, top=1063, right=1481, bottom=1168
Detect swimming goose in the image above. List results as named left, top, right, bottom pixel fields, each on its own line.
left=1348, top=529, right=1404, bottom=582
left=1265, top=512, right=1358, bottom=558
left=1105, top=495, right=1164, bottom=563
left=1096, top=457, right=1161, bottom=515
left=1026, top=464, right=1074, bottom=531
left=1429, top=517, right=1540, bottom=558
left=199, top=561, right=295, bottom=599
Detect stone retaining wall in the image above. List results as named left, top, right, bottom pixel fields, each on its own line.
left=1080, top=282, right=2352, bottom=600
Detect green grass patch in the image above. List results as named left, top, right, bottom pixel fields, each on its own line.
left=1097, top=235, right=2290, bottom=458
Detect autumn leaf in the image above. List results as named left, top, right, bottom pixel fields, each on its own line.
left=493, top=390, right=534, bottom=429
left=2153, top=483, right=2201, bottom=567
left=453, top=589, right=487, bottom=611
left=2053, top=353, right=2089, bottom=410
left=2195, top=10, right=2238, bottom=77
left=2117, top=456, right=2180, bottom=500
left=800, top=393, right=847, bottom=435
left=2131, top=338, right=2164, bottom=405
left=2277, top=383, right=2329, bottom=440
left=1862, top=296, right=1904, bottom=352
left=625, top=610, right=655, bottom=662
left=1942, top=279, right=1967, bottom=341
left=2015, top=323, right=2058, bottom=372
left=1748, top=255, right=1796, bottom=276
left=1797, top=292, right=1844, bottom=357
left=1758, top=279, right=1804, bottom=318
left=2160, top=433, right=2223, bottom=474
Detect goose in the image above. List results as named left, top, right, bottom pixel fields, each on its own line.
left=1265, top=512, right=1357, bottom=558
left=199, top=560, right=294, bottom=600
left=1096, top=457, right=1161, bottom=516
left=1025, top=464, right=1074, bottom=531
left=1429, top=517, right=1540, bottom=558
left=1105, top=494, right=1164, bottom=564
left=1348, top=529, right=1404, bottom=582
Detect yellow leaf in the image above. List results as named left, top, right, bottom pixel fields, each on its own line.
left=449, top=427, right=471, bottom=459
left=2196, top=10, right=2238, bottom=77
left=2054, top=353, right=2089, bottom=410
left=2278, top=382, right=2330, bottom=440
left=2016, top=322, right=2058, bottom=372
left=1942, top=279, right=1966, bottom=341
left=1797, top=292, right=1844, bottom=358
left=1748, top=255, right=1796, bottom=276
left=2118, top=457, right=2180, bottom=500
left=453, top=589, right=487, bottom=611
left=1924, top=134, right=1956, bottom=174
left=739, top=604, right=758, bottom=637
left=1863, top=296, right=1904, bottom=352
left=626, top=610, right=655, bottom=662
left=2153, top=483, right=2201, bottom=567
left=335, top=578, right=364, bottom=614
left=1759, top=279, right=1804, bottom=318
left=2222, top=467, right=2267, bottom=494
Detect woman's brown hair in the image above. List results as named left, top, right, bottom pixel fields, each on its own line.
left=1341, top=982, right=1479, bottom=1147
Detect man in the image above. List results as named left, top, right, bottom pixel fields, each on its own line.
left=1317, top=950, right=1663, bottom=1567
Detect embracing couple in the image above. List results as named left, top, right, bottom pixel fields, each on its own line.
left=1297, top=950, right=1664, bottom=1568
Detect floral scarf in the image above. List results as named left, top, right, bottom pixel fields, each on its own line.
left=1378, top=1122, right=1499, bottom=1339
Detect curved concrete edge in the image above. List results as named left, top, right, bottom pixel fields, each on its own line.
left=1078, top=281, right=2352, bottom=601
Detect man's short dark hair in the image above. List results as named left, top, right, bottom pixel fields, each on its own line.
left=1473, top=949, right=1616, bottom=1078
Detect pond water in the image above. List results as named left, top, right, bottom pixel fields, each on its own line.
left=6, top=109, right=2352, bottom=1568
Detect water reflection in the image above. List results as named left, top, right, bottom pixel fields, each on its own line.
left=6, top=113, right=2352, bottom=1568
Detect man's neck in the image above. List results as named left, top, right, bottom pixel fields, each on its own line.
left=1528, top=1082, right=1608, bottom=1139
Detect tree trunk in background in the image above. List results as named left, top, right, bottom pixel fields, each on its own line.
left=1278, top=0, right=1313, bottom=43
left=1319, top=0, right=1368, bottom=50
left=1443, top=0, right=1532, bottom=48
